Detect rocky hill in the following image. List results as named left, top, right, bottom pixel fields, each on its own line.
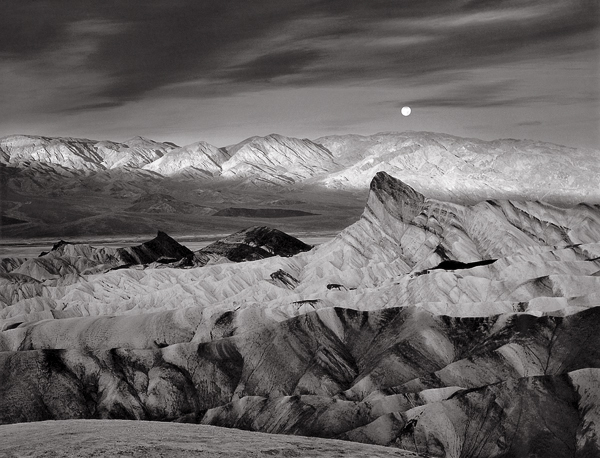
left=1, top=171, right=599, bottom=457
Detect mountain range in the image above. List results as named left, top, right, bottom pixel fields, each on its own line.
left=1, top=131, right=600, bottom=455
left=2, top=131, right=599, bottom=239
left=1, top=169, right=599, bottom=456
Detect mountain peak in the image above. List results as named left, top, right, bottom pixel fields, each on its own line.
left=370, top=171, right=424, bottom=204
left=124, top=136, right=160, bottom=146
left=194, top=225, right=312, bottom=265
left=366, top=171, right=425, bottom=222
left=116, top=231, right=192, bottom=265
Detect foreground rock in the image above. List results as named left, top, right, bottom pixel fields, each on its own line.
left=0, top=420, right=421, bottom=457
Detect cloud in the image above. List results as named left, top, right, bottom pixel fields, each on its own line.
left=0, top=0, right=598, bottom=112
left=62, top=101, right=123, bottom=113
left=228, top=49, right=323, bottom=83
left=516, top=121, right=542, bottom=127
left=401, top=81, right=550, bottom=108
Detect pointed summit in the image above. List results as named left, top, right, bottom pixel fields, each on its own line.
left=370, top=171, right=424, bottom=203
left=366, top=171, right=425, bottom=222
left=193, top=226, right=312, bottom=266
left=116, top=231, right=192, bottom=265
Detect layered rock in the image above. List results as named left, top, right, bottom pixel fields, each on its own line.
left=116, top=231, right=193, bottom=265
left=0, top=231, right=193, bottom=284
left=1, top=306, right=599, bottom=456
left=2, top=173, right=599, bottom=322
left=1, top=171, right=599, bottom=456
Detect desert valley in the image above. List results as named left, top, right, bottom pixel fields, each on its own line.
left=1, top=131, right=600, bottom=457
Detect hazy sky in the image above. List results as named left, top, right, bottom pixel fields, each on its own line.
left=1, top=0, right=598, bottom=148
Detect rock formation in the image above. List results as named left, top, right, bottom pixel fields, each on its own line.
left=193, top=226, right=313, bottom=265
left=1, top=165, right=600, bottom=455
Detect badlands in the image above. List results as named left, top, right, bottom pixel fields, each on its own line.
left=1, top=132, right=600, bottom=457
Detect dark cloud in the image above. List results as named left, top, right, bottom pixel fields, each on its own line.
left=1, top=0, right=598, bottom=111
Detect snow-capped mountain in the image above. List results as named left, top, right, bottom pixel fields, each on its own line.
left=96, top=136, right=176, bottom=169
left=0, top=135, right=106, bottom=171
left=3, top=131, right=598, bottom=200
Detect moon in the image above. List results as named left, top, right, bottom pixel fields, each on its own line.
left=401, top=106, right=412, bottom=116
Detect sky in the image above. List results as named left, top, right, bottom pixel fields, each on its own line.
left=1, top=0, right=598, bottom=149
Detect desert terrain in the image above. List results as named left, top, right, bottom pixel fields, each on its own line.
left=1, top=132, right=599, bottom=457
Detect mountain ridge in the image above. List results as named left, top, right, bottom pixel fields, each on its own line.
left=1, top=169, right=599, bottom=455
left=3, top=131, right=597, bottom=200
left=3, top=130, right=598, bottom=238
